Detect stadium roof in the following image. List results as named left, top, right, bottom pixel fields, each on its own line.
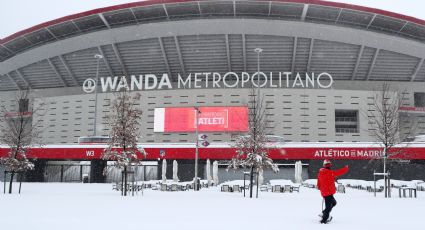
left=0, top=0, right=424, bottom=91
left=1, top=0, right=424, bottom=62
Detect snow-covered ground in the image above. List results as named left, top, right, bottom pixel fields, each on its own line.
left=0, top=183, right=423, bottom=230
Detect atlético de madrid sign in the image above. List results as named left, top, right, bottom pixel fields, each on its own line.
left=82, top=72, right=333, bottom=93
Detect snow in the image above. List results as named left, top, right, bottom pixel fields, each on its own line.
left=269, top=179, right=295, bottom=186
left=303, top=179, right=318, bottom=187
left=338, top=179, right=424, bottom=188
left=1, top=182, right=423, bottom=230
left=339, top=179, right=374, bottom=187
left=220, top=180, right=249, bottom=186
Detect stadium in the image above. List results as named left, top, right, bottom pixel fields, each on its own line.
left=0, top=0, right=425, bottom=183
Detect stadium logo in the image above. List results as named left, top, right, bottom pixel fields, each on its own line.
left=82, top=78, right=96, bottom=93
left=82, top=72, right=333, bottom=93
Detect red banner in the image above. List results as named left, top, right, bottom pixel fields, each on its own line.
left=2, top=145, right=425, bottom=160
left=154, top=107, right=248, bottom=132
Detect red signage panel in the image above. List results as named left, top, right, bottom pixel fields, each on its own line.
left=1, top=146, right=425, bottom=160
left=2, top=145, right=425, bottom=160
left=154, top=107, right=248, bottom=132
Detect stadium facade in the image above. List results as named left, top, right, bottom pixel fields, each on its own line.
left=1, top=0, right=425, bottom=183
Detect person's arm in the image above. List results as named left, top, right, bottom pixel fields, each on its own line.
left=333, top=165, right=349, bottom=177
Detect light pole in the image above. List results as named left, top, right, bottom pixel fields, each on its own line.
left=254, top=48, right=263, bottom=88
left=253, top=48, right=262, bottom=139
left=250, top=48, right=262, bottom=198
left=93, top=54, right=103, bottom=136
left=194, top=107, right=200, bottom=191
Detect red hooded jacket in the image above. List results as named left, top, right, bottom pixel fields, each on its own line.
left=317, top=166, right=349, bottom=197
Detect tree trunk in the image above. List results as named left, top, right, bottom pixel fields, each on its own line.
left=249, top=166, right=254, bottom=198
left=124, top=166, right=127, bottom=196
left=8, top=172, right=15, bottom=194
left=383, top=149, right=388, bottom=198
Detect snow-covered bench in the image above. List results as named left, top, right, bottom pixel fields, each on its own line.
left=221, top=184, right=231, bottom=192
left=302, top=179, right=317, bottom=188
left=417, top=183, right=425, bottom=191
left=338, top=179, right=373, bottom=190
left=398, top=187, right=417, bottom=198
left=260, top=184, right=271, bottom=192
left=112, top=183, right=143, bottom=192
left=337, top=184, right=345, bottom=193
left=390, top=179, right=417, bottom=188
left=220, top=180, right=250, bottom=192
left=112, top=183, right=119, bottom=191
left=270, top=179, right=299, bottom=192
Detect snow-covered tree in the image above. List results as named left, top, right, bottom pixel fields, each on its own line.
left=102, top=91, right=146, bottom=196
left=0, top=90, right=46, bottom=193
left=366, top=83, right=415, bottom=197
left=228, top=87, right=279, bottom=198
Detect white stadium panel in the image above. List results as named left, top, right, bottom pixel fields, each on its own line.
left=154, top=107, right=165, bottom=133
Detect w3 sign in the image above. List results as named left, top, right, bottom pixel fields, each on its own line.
left=86, top=150, right=95, bottom=157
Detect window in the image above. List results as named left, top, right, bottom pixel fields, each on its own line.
left=335, top=110, right=359, bottom=133
left=414, top=93, right=425, bottom=107
left=78, top=136, right=109, bottom=144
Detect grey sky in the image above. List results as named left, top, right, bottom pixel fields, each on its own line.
left=0, top=0, right=424, bottom=39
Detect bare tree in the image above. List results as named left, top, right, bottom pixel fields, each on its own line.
left=228, top=87, right=279, bottom=198
left=101, top=91, right=146, bottom=196
left=0, top=90, right=45, bottom=193
left=366, top=82, right=415, bottom=197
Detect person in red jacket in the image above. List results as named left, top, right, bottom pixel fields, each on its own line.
left=317, top=159, right=349, bottom=224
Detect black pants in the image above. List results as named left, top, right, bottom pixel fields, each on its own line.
left=322, top=195, right=337, bottom=222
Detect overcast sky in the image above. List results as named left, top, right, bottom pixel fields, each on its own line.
left=0, top=0, right=424, bottom=39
